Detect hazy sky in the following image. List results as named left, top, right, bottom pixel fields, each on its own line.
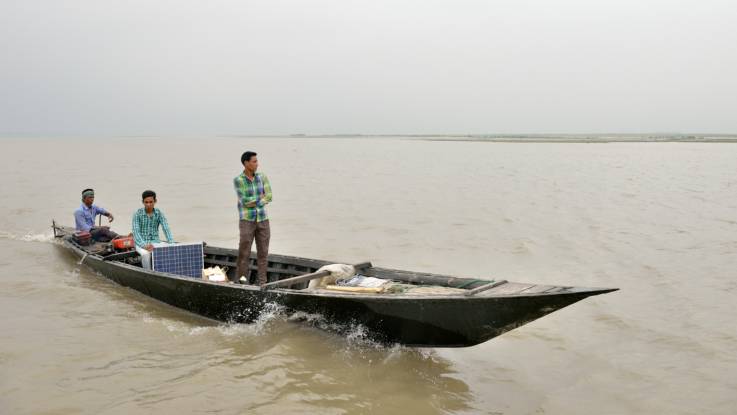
left=1, top=0, right=735, bottom=136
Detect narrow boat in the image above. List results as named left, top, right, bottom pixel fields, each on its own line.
left=52, top=222, right=617, bottom=347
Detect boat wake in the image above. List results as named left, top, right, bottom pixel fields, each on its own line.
left=285, top=308, right=394, bottom=350
left=226, top=302, right=392, bottom=349
left=0, top=230, right=56, bottom=243
left=142, top=299, right=405, bottom=351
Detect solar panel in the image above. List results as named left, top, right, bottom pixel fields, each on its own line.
left=151, top=242, right=203, bottom=279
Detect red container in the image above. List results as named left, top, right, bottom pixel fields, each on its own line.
left=112, top=236, right=135, bottom=250
left=73, top=231, right=92, bottom=246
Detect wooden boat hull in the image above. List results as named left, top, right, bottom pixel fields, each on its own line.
left=54, top=226, right=616, bottom=347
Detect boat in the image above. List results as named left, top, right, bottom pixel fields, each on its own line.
left=51, top=222, right=617, bottom=347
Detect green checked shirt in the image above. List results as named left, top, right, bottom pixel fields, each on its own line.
left=132, top=208, right=174, bottom=247
left=234, top=172, right=272, bottom=222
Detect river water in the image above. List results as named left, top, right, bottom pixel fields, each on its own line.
left=0, top=137, right=735, bottom=414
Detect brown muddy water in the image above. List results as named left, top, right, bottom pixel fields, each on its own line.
left=0, top=137, right=735, bottom=414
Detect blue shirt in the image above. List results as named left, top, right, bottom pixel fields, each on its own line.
left=74, top=204, right=109, bottom=232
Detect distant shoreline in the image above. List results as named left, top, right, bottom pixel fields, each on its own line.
left=241, top=134, right=737, bottom=143
left=3, top=134, right=737, bottom=143
left=413, top=136, right=737, bottom=143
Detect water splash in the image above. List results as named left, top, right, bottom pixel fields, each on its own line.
left=0, top=230, right=56, bottom=243
left=64, top=268, right=81, bottom=278
left=286, top=310, right=391, bottom=350
left=131, top=298, right=411, bottom=353
left=218, top=303, right=287, bottom=337
left=136, top=301, right=290, bottom=339
left=21, top=232, right=55, bottom=243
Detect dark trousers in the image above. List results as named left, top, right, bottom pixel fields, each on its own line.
left=90, top=227, right=118, bottom=242
left=235, top=220, right=270, bottom=284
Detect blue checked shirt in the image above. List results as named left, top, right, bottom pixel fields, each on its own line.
left=132, top=208, right=174, bottom=247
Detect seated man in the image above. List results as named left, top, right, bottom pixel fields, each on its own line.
left=74, top=188, right=118, bottom=242
left=132, top=190, right=175, bottom=270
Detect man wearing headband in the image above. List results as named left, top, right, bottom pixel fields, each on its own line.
left=74, top=188, right=118, bottom=242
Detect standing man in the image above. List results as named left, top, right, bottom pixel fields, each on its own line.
left=234, top=151, right=272, bottom=284
left=132, top=190, right=175, bottom=270
left=74, top=188, right=118, bottom=241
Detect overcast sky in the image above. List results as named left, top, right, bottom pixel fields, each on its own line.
left=1, top=0, right=735, bottom=136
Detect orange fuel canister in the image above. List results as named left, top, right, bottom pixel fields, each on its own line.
left=112, top=236, right=135, bottom=250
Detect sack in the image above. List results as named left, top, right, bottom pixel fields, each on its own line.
left=73, top=231, right=92, bottom=246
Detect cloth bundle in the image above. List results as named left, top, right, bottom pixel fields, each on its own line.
left=337, top=275, right=389, bottom=288
left=307, top=264, right=356, bottom=289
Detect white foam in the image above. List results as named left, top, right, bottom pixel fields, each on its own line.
left=63, top=268, right=81, bottom=278
left=0, top=231, right=55, bottom=243
left=131, top=299, right=419, bottom=354
left=21, top=232, right=55, bottom=242
left=287, top=311, right=392, bottom=350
